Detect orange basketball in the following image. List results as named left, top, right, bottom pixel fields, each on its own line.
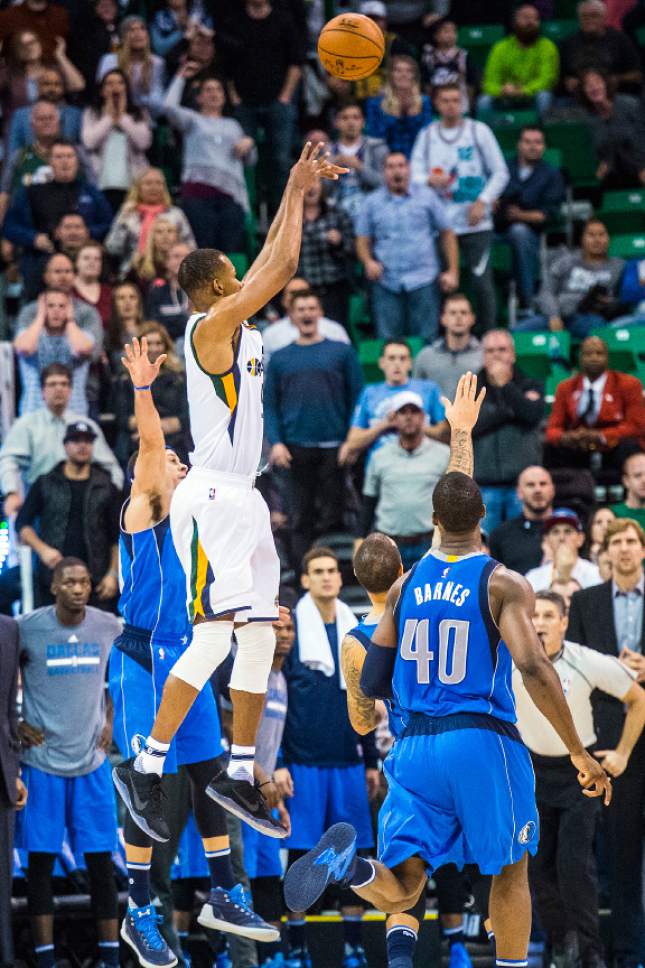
left=317, top=13, right=385, bottom=81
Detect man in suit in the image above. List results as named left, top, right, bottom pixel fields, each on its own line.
left=567, top=517, right=645, bottom=968
left=0, top=615, right=27, bottom=968
left=545, top=336, right=645, bottom=478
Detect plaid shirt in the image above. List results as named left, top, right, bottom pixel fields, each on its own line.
left=297, top=207, right=355, bottom=288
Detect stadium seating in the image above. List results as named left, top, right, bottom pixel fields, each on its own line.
left=608, top=234, right=645, bottom=260
left=457, top=24, right=505, bottom=68
left=589, top=325, right=645, bottom=374
left=599, top=190, right=645, bottom=234
left=513, top=330, right=572, bottom=379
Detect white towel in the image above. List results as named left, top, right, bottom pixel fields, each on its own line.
left=295, top=592, right=357, bottom=690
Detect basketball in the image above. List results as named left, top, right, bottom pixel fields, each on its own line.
left=317, top=13, right=385, bottom=81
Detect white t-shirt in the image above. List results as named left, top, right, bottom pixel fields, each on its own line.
left=513, top=640, right=635, bottom=756
left=525, top=557, right=602, bottom=592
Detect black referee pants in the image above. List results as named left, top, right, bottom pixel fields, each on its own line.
left=529, top=754, right=602, bottom=958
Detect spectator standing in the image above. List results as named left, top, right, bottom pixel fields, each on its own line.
left=489, top=465, right=556, bottom=574
left=0, top=362, right=122, bottom=520
left=72, top=242, right=112, bottom=330
left=579, top=69, right=645, bottom=189
left=611, top=452, right=645, bottom=530
left=297, top=179, right=354, bottom=326
left=545, top=336, right=645, bottom=476
left=265, top=309, right=363, bottom=571
left=355, top=151, right=459, bottom=341
left=473, top=329, right=544, bottom=531
left=218, top=0, right=304, bottom=214
left=67, top=0, right=120, bottom=97
left=96, top=16, right=165, bottom=115
left=478, top=5, right=559, bottom=118
left=567, top=518, right=645, bottom=968
left=0, top=613, right=25, bottom=968
left=16, top=558, right=120, bottom=968
left=13, top=289, right=94, bottom=415
left=359, top=391, right=450, bottom=568
left=514, top=591, right=645, bottom=968
left=327, top=101, right=387, bottom=220
left=496, top=127, right=566, bottom=311
left=525, top=509, right=602, bottom=591
left=81, top=69, right=152, bottom=214
left=515, top=219, right=626, bottom=336
left=16, top=421, right=121, bottom=608
left=0, top=0, right=69, bottom=63
left=413, top=293, right=483, bottom=399
left=0, top=99, right=60, bottom=223
left=104, top=282, right=144, bottom=370
left=559, top=0, right=642, bottom=97
left=163, top=68, right=256, bottom=253
left=342, top=338, right=446, bottom=465
left=104, top=168, right=195, bottom=280
left=280, top=547, right=377, bottom=968
left=145, top=241, right=192, bottom=344
left=419, top=17, right=476, bottom=111
left=365, top=55, right=433, bottom=159
left=410, top=83, right=509, bottom=330
left=6, top=66, right=82, bottom=158
left=262, top=281, right=350, bottom=368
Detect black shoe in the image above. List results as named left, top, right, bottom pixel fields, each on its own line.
left=113, top=758, right=170, bottom=842
left=205, top=769, right=288, bottom=838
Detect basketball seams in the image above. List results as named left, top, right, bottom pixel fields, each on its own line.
left=318, top=12, right=385, bottom=80
left=318, top=27, right=384, bottom=55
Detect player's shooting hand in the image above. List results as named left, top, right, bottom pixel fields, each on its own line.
left=440, top=371, right=486, bottom=433
left=18, top=720, right=45, bottom=748
left=594, top=749, right=628, bottom=778
left=290, top=142, right=348, bottom=190
left=273, top=767, right=294, bottom=799
left=122, top=336, right=167, bottom=388
left=15, top=777, right=27, bottom=810
left=570, top=750, right=612, bottom=805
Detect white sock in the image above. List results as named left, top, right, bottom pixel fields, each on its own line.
left=134, top=736, right=170, bottom=777
left=226, top=744, right=255, bottom=783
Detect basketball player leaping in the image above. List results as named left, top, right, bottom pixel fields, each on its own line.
left=114, top=143, right=348, bottom=843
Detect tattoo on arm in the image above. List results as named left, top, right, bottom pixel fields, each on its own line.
left=446, top=428, right=474, bottom=477
left=341, top=640, right=378, bottom=734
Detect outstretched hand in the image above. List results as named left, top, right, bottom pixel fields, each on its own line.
left=122, top=336, right=166, bottom=388
left=290, top=141, right=349, bottom=190
left=441, top=371, right=486, bottom=433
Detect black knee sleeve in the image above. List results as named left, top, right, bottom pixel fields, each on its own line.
left=435, top=864, right=467, bottom=914
left=251, top=876, right=284, bottom=924
left=124, top=812, right=152, bottom=849
left=186, top=759, right=228, bottom=840
left=26, top=853, right=56, bottom=917
left=402, top=885, right=428, bottom=925
left=85, top=852, right=119, bottom=920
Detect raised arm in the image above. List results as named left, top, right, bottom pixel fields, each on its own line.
left=442, top=371, right=486, bottom=477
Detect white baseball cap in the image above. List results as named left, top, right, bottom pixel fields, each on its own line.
left=360, top=1, right=387, bottom=17
left=390, top=390, right=425, bottom=413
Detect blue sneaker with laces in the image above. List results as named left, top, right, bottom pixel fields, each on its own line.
left=343, top=944, right=368, bottom=968
left=212, top=943, right=233, bottom=968
left=449, top=942, right=473, bottom=968
left=284, top=822, right=358, bottom=913
left=259, top=954, right=285, bottom=967
left=121, top=903, right=178, bottom=968
left=198, top=883, right=280, bottom=942
left=284, top=949, right=312, bottom=968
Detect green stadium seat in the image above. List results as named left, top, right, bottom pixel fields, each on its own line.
left=543, top=120, right=597, bottom=187
left=599, top=190, right=645, bottom=234
left=542, top=19, right=577, bottom=40
left=457, top=24, right=505, bottom=67
left=637, top=25, right=645, bottom=46
left=544, top=364, right=572, bottom=410
left=608, top=234, right=645, bottom=259
left=407, top=337, right=424, bottom=358
left=590, top=325, right=645, bottom=372
left=491, top=241, right=512, bottom=274
left=227, top=252, right=249, bottom=278
left=347, top=291, right=370, bottom=344
left=513, top=331, right=572, bottom=379
left=358, top=338, right=382, bottom=383
left=481, top=110, right=539, bottom=153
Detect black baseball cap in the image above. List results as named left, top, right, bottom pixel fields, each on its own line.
left=63, top=420, right=97, bottom=443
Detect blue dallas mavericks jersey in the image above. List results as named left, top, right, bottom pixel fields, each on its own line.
left=393, top=551, right=516, bottom=723
left=118, top=503, right=190, bottom=640
left=351, top=618, right=408, bottom=740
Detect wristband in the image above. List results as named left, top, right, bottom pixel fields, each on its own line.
left=134, top=385, right=151, bottom=391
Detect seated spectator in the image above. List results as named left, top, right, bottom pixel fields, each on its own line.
left=104, top=167, right=195, bottom=280
left=355, top=151, right=459, bottom=341
left=611, top=452, right=645, bottom=529
left=6, top=65, right=81, bottom=158
left=296, top=179, right=354, bottom=326
left=354, top=1, right=413, bottom=100
left=616, top=257, right=645, bottom=325
left=112, top=321, right=189, bottom=465
left=473, top=329, right=545, bottom=532
left=525, top=508, right=602, bottom=590
left=545, top=335, right=645, bottom=477
left=365, top=55, right=433, bottom=159
left=586, top=504, right=616, bottom=563
left=0, top=0, right=70, bottom=64
left=16, top=421, right=121, bottom=606
left=326, top=100, right=387, bottom=220
left=560, top=0, right=642, bottom=97
left=96, top=15, right=165, bottom=115
left=163, top=67, right=255, bottom=253
left=413, top=293, right=483, bottom=399
left=13, top=288, right=94, bottom=414
left=81, top=69, right=152, bottom=214
left=53, top=212, right=90, bottom=261
left=578, top=69, right=645, bottom=189
left=130, top=215, right=178, bottom=293
left=478, top=5, right=559, bottom=118
left=496, top=126, right=566, bottom=311
left=145, top=241, right=192, bottom=344
left=514, top=218, right=626, bottom=337
left=104, top=281, right=143, bottom=370
left=410, top=83, right=509, bottom=331
left=0, top=361, right=122, bottom=522
left=3, top=139, right=113, bottom=299
left=73, top=242, right=112, bottom=330
left=342, top=338, right=446, bottom=465
left=419, top=17, right=476, bottom=111
left=489, top=465, right=555, bottom=573
left=262, top=280, right=349, bottom=367
left=68, top=0, right=120, bottom=97
left=359, top=390, right=450, bottom=569
left=0, top=98, right=60, bottom=222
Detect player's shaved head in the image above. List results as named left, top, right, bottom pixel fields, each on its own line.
left=178, top=248, right=229, bottom=298
left=354, top=533, right=402, bottom=593
left=433, top=472, right=485, bottom=533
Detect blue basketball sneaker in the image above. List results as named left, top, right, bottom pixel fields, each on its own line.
left=198, top=884, right=280, bottom=941
left=343, top=944, right=368, bottom=967
left=449, top=942, right=473, bottom=968
left=284, top=949, right=312, bottom=968
left=121, top=903, right=178, bottom=968
left=212, top=944, right=233, bottom=968
left=259, top=954, right=285, bottom=967
left=284, top=823, right=358, bottom=913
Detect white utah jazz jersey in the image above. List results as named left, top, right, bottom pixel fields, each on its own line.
left=184, top=313, right=264, bottom=476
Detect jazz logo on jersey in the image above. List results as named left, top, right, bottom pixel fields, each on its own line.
left=208, top=487, right=216, bottom=500
left=247, top=357, right=263, bottom=377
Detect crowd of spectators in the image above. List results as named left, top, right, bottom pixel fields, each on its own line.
left=0, top=0, right=645, bottom=966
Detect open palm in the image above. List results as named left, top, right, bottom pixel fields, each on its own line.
left=441, top=371, right=486, bottom=433
left=122, top=336, right=166, bottom=388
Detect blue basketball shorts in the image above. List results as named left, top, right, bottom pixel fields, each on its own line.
left=242, top=816, right=284, bottom=879
left=16, top=760, right=118, bottom=855
left=284, top=763, right=374, bottom=851
left=108, top=626, right=222, bottom=772
left=378, top=721, right=539, bottom=875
